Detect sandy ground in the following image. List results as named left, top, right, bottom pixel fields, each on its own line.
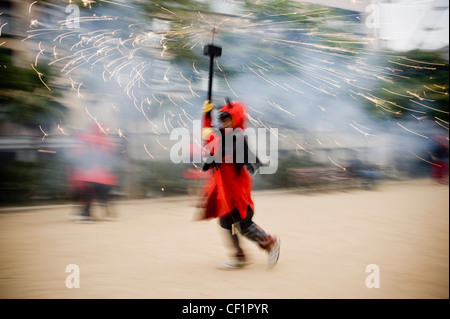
left=0, top=179, right=448, bottom=299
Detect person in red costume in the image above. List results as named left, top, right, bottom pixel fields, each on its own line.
left=198, top=99, right=280, bottom=269
left=70, top=123, right=118, bottom=222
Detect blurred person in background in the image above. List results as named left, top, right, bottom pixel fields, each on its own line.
left=195, top=99, right=280, bottom=269
left=430, top=135, right=449, bottom=185
left=347, top=150, right=382, bottom=189
left=69, top=123, right=119, bottom=223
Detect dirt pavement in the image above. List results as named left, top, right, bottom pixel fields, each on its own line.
left=0, top=179, right=448, bottom=299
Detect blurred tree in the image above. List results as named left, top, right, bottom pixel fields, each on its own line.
left=0, top=47, right=68, bottom=134
left=139, top=0, right=212, bottom=68
left=139, top=0, right=363, bottom=64
left=361, top=50, right=449, bottom=122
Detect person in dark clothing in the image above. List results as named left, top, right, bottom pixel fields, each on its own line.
left=347, top=150, right=381, bottom=189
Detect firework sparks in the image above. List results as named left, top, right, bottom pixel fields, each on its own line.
left=38, top=125, right=49, bottom=140
left=397, top=123, right=429, bottom=139
left=328, top=156, right=346, bottom=170
left=15, top=0, right=446, bottom=184
left=31, top=64, right=51, bottom=91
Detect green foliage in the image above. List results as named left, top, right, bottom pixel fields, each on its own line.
left=0, top=159, right=70, bottom=205
left=0, top=161, right=38, bottom=203
left=360, top=50, right=449, bottom=122
left=144, top=0, right=210, bottom=15
left=0, top=48, right=68, bottom=131
left=40, top=0, right=103, bottom=10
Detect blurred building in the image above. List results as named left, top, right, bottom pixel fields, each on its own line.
left=0, top=1, right=447, bottom=201
left=369, top=0, right=448, bottom=52
left=0, top=1, right=70, bottom=158
left=0, top=1, right=30, bottom=66
left=302, top=0, right=449, bottom=52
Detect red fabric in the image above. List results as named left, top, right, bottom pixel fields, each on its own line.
left=199, top=101, right=254, bottom=220
left=71, top=124, right=118, bottom=186
left=432, top=162, right=449, bottom=181
left=219, top=101, right=246, bottom=130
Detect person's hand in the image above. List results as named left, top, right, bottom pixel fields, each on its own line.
left=202, top=127, right=215, bottom=141
left=246, top=162, right=262, bottom=175
left=202, top=100, right=214, bottom=114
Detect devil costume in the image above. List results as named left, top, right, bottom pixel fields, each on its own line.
left=198, top=100, right=280, bottom=268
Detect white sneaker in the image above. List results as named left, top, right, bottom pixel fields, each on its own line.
left=75, top=216, right=95, bottom=224
left=267, top=236, right=280, bottom=269
left=217, top=258, right=249, bottom=270
left=69, top=214, right=84, bottom=221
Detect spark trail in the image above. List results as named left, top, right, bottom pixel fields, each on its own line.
left=16, top=0, right=448, bottom=184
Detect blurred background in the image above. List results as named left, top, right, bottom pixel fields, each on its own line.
left=0, top=0, right=448, bottom=206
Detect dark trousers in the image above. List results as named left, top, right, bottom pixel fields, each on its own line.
left=81, top=182, right=111, bottom=217
left=219, top=206, right=273, bottom=259
left=219, top=206, right=254, bottom=232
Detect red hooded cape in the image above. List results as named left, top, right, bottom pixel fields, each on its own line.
left=197, top=101, right=254, bottom=220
